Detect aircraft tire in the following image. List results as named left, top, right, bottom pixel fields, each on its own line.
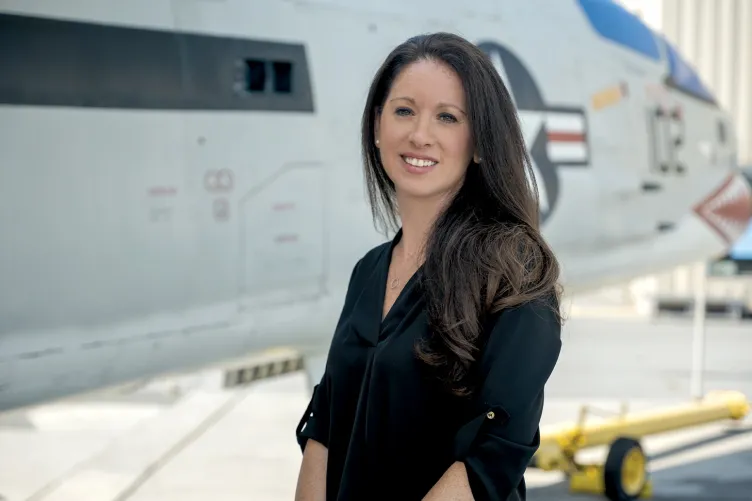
left=603, top=437, right=647, bottom=501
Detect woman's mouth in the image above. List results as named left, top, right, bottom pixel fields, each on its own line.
left=401, top=155, right=438, bottom=174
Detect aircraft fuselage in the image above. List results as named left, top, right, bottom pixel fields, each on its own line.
left=0, top=0, right=750, bottom=411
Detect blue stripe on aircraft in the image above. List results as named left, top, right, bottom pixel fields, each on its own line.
left=577, top=0, right=661, bottom=60
left=662, top=38, right=717, bottom=103
left=577, top=0, right=717, bottom=104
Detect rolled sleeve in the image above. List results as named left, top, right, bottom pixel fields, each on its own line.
left=296, top=377, right=330, bottom=452
left=294, top=259, right=362, bottom=453
left=453, top=295, right=562, bottom=501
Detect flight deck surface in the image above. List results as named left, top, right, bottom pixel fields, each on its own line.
left=1, top=316, right=750, bottom=501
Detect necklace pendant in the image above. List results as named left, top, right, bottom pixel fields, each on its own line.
left=389, top=277, right=400, bottom=289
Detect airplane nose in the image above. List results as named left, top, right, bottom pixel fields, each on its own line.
left=692, top=172, right=752, bottom=247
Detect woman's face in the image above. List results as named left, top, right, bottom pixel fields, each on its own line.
left=375, top=59, right=477, bottom=202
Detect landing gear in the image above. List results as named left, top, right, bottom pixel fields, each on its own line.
left=604, top=438, right=648, bottom=500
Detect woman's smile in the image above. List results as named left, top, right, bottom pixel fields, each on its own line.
left=401, top=154, right=439, bottom=174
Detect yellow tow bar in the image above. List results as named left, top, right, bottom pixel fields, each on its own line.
left=531, top=390, right=750, bottom=500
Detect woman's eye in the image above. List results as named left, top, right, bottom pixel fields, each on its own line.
left=393, top=108, right=456, bottom=122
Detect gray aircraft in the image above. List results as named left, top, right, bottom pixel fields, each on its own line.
left=1, top=0, right=751, bottom=412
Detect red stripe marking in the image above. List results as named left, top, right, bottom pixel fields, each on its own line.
left=148, top=187, right=177, bottom=196
left=274, top=234, right=299, bottom=243
left=547, top=132, right=585, bottom=142
left=272, top=202, right=296, bottom=211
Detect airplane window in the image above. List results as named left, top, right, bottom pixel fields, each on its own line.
left=718, top=120, right=727, bottom=144
left=661, top=38, right=716, bottom=104
left=245, top=59, right=293, bottom=94
left=273, top=61, right=293, bottom=93
left=245, top=59, right=266, bottom=92
left=577, top=0, right=661, bottom=60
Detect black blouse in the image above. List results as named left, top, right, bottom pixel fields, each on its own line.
left=296, top=230, right=562, bottom=501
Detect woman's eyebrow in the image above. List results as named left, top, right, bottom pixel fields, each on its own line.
left=389, top=96, right=466, bottom=115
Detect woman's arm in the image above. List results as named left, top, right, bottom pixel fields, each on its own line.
left=426, top=295, right=562, bottom=500
left=295, top=439, right=328, bottom=501
left=422, top=461, right=474, bottom=500
left=294, top=259, right=364, bottom=500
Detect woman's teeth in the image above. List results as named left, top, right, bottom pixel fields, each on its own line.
left=403, top=156, right=437, bottom=167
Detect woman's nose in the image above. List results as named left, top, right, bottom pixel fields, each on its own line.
left=408, top=115, right=434, bottom=147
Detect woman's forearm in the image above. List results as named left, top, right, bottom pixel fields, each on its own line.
left=422, top=461, right=474, bottom=500
left=295, top=439, right=328, bottom=501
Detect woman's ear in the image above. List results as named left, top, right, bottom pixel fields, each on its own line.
left=374, top=111, right=381, bottom=148
left=473, top=153, right=481, bottom=163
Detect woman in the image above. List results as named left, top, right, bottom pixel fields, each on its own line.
left=295, top=32, right=563, bottom=501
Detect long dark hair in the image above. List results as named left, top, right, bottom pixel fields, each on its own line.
left=361, top=32, right=563, bottom=396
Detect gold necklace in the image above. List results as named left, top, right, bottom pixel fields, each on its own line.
left=388, top=247, right=419, bottom=290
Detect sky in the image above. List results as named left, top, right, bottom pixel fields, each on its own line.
left=731, top=223, right=752, bottom=259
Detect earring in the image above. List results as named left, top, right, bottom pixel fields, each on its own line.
left=376, top=139, right=380, bottom=146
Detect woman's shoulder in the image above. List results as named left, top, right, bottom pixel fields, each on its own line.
left=333, top=239, right=392, bottom=325
left=349, top=238, right=393, bottom=280
left=484, top=291, right=562, bottom=353
left=362, top=239, right=392, bottom=267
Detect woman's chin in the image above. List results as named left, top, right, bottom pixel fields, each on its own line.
left=386, top=165, right=464, bottom=202
left=393, top=180, right=454, bottom=202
